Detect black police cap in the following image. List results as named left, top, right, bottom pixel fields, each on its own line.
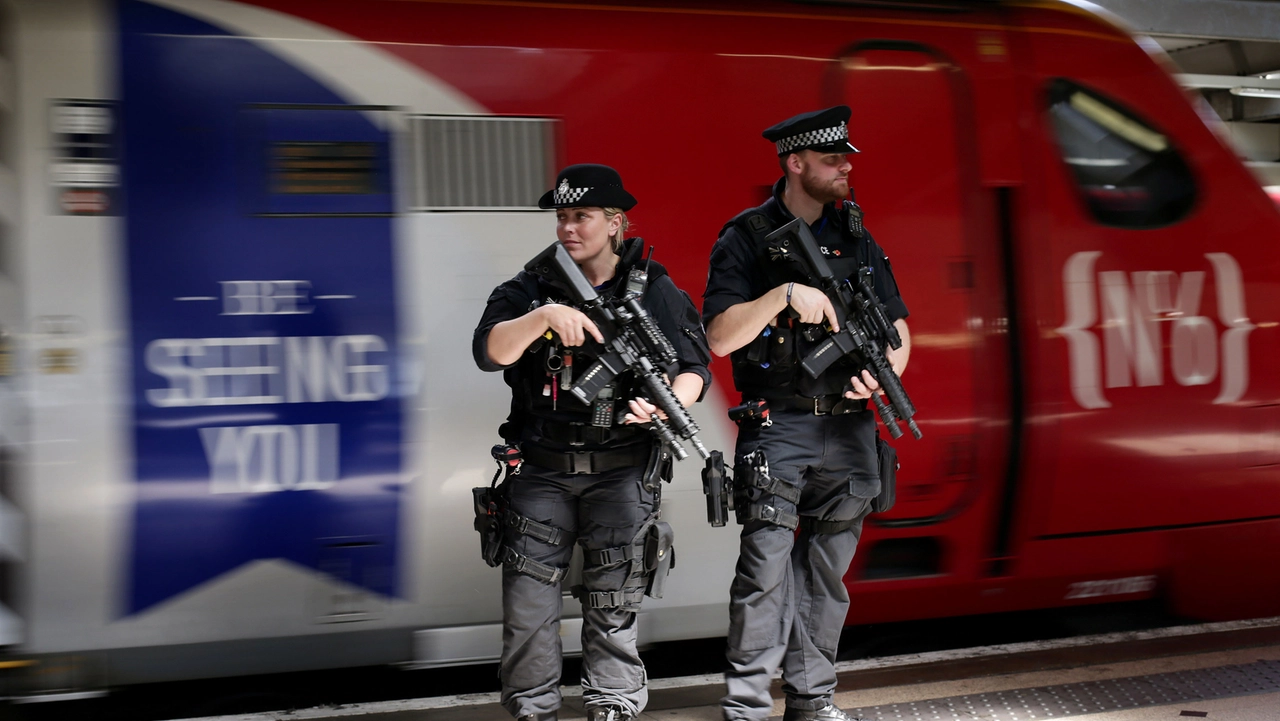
left=762, top=106, right=859, bottom=156
left=538, top=163, right=637, bottom=211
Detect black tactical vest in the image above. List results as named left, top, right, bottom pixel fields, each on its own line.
left=501, top=243, right=669, bottom=448
left=721, top=202, right=870, bottom=399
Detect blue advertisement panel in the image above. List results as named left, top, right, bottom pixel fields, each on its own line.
left=120, top=1, right=401, bottom=614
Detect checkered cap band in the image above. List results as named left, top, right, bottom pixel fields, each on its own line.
left=775, top=122, right=849, bottom=154
left=553, top=179, right=592, bottom=205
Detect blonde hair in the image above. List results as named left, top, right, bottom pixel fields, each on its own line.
left=603, top=207, right=630, bottom=253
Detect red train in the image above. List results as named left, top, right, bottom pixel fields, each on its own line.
left=258, top=0, right=1279, bottom=622
left=2, top=0, right=1276, bottom=688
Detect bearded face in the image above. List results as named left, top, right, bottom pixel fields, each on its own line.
left=796, top=151, right=851, bottom=204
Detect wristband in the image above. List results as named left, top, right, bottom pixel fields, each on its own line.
left=786, top=282, right=794, bottom=306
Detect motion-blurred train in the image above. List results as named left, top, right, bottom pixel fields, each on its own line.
left=0, top=0, right=1275, bottom=695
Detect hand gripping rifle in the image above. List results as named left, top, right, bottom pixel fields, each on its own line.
left=525, top=242, right=711, bottom=461
left=764, top=218, right=922, bottom=440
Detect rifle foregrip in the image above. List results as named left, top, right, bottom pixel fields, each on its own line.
left=877, top=367, right=917, bottom=419
left=871, top=362, right=921, bottom=439
left=636, top=313, right=678, bottom=366
left=869, top=393, right=903, bottom=439
left=648, top=415, right=687, bottom=461
left=638, top=365, right=711, bottom=459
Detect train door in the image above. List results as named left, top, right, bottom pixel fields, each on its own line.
left=831, top=41, right=1014, bottom=615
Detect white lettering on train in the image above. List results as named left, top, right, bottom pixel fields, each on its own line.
left=1058, top=252, right=1254, bottom=409
left=144, top=335, right=389, bottom=407
left=200, top=423, right=338, bottom=494
left=220, top=280, right=313, bottom=315
left=1064, top=575, right=1157, bottom=600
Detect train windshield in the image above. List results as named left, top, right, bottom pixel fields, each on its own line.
left=1048, top=79, right=1197, bottom=229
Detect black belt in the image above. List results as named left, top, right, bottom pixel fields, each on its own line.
left=537, top=421, right=644, bottom=447
left=757, top=394, right=867, bottom=416
left=521, top=443, right=651, bottom=475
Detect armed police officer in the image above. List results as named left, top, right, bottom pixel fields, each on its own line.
left=474, top=164, right=711, bottom=721
left=702, top=107, right=911, bottom=721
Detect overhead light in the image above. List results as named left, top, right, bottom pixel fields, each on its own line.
left=1230, top=86, right=1280, bottom=99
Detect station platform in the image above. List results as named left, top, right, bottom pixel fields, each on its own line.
left=183, top=617, right=1280, bottom=721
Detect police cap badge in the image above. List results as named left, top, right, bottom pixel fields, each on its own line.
left=538, top=164, right=637, bottom=211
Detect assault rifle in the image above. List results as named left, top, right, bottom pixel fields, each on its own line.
left=525, top=242, right=711, bottom=461
left=765, top=218, right=922, bottom=440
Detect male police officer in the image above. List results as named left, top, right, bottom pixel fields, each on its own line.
left=703, top=107, right=910, bottom=721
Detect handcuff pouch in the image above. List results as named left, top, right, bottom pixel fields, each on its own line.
left=872, top=434, right=898, bottom=514
left=643, top=521, right=676, bottom=599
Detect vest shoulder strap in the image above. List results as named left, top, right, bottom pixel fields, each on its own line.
left=719, top=208, right=775, bottom=245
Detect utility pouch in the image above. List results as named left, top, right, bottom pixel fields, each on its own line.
left=644, top=521, right=676, bottom=599
left=745, top=326, right=773, bottom=367
left=872, top=434, right=898, bottom=514
left=768, top=326, right=794, bottom=368
left=472, top=485, right=506, bottom=567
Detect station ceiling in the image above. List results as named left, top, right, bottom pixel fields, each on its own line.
left=1089, top=0, right=1280, bottom=177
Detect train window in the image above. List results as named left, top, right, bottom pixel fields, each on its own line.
left=243, top=104, right=394, bottom=217
left=270, top=142, right=380, bottom=195
left=411, top=115, right=558, bottom=210
left=1047, top=79, right=1197, bottom=228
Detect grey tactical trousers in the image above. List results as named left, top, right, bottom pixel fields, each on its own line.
left=722, top=409, right=878, bottom=721
left=500, top=459, right=656, bottom=720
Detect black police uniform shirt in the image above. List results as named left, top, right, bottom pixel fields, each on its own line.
left=703, top=177, right=909, bottom=398
left=474, top=237, right=712, bottom=451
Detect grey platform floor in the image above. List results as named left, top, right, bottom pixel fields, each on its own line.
left=178, top=621, right=1280, bottom=721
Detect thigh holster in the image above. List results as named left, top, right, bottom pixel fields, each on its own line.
left=474, top=486, right=571, bottom=585
left=474, top=446, right=573, bottom=584
left=501, top=546, right=569, bottom=585
left=473, top=485, right=508, bottom=568
left=732, top=450, right=801, bottom=530
left=500, top=507, right=571, bottom=585
left=575, top=513, right=676, bottom=609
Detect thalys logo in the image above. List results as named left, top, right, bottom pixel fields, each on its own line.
left=1057, top=251, right=1254, bottom=409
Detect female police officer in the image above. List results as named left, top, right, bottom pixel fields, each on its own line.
left=473, top=164, right=711, bottom=721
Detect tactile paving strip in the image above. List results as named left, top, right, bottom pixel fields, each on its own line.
left=841, top=658, right=1280, bottom=720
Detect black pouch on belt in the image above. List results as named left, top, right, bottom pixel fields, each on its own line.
left=472, top=485, right=506, bottom=567
left=768, top=326, right=794, bottom=368
left=745, top=327, right=771, bottom=366
left=872, top=434, right=898, bottom=514
left=644, top=521, right=676, bottom=599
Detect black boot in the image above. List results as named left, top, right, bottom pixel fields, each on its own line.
left=517, top=713, right=557, bottom=721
